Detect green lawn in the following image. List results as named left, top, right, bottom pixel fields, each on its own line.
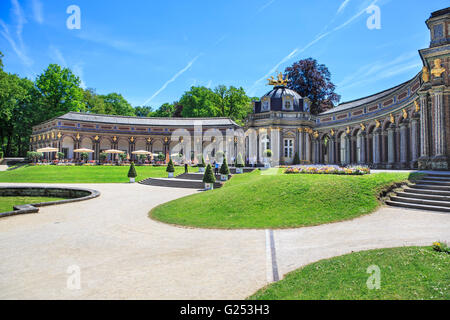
left=0, top=196, right=63, bottom=213
left=0, top=165, right=185, bottom=183
left=248, top=247, right=450, bottom=300
left=150, top=170, right=420, bottom=229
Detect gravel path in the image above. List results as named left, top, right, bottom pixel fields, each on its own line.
left=0, top=182, right=449, bottom=299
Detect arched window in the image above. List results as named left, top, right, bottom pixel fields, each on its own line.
left=261, top=134, right=270, bottom=151
left=262, top=98, right=270, bottom=111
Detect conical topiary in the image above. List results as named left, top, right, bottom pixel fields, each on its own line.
left=219, top=157, right=230, bottom=175
left=203, top=164, right=216, bottom=183
left=128, top=162, right=137, bottom=178
left=236, top=153, right=244, bottom=168
left=166, top=159, right=175, bottom=172
left=293, top=152, right=300, bottom=165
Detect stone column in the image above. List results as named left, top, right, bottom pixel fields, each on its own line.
left=410, top=116, right=420, bottom=169
left=329, top=138, right=335, bottom=164
left=418, top=92, right=430, bottom=169
left=298, top=131, right=303, bottom=162
left=344, top=135, right=351, bottom=165
left=399, top=121, right=409, bottom=168
left=387, top=124, right=396, bottom=168
left=431, top=87, right=448, bottom=169
left=373, top=128, right=381, bottom=168
left=305, top=133, right=311, bottom=163
left=358, top=132, right=366, bottom=164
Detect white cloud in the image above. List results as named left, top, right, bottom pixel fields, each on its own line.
left=337, top=0, right=351, bottom=15
left=0, top=0, right=33, bottom=67
left=49, top=46, right=67, bottom=66
left=31, top=0, right=44, bottom=24
left=256, top=0, right=276, bottom=14
left=73, top=63, right=87, bottom=89
left=142, top=54, right=202, bottom=105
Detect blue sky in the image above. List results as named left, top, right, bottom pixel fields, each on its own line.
left=0, top=0, right=447, bottom=109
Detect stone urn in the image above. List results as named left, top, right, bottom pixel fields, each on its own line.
left=129, top=177, right=135, bottom=183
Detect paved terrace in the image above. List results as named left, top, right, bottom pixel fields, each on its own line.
left=0, top=182, right=449, bottom=299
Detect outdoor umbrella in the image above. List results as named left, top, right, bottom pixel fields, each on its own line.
left=131, top=150, right=151, bottom=155
left=73, top=148, right=94, bottom=153
left=103, top=149, right=125, bottom=154
left=36, top=147, right=59, bottom=153
left=36, top=147, right=59, bottom=161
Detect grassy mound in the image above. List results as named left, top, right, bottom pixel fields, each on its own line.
left=150, top=170, right=419, bottom=229
left=248, top=246, right=449, bottom=300
left=0, top=165, right=184, bottom=183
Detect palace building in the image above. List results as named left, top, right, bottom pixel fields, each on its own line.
left=31, top=8, right=450, bottom=170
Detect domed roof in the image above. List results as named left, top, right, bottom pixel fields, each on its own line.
left=253, top=85, right=307, bottom=113
left=262, top=86, right=303, bottom=100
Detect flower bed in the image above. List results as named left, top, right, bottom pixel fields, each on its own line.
left=284, top=165, right=370, bottom=175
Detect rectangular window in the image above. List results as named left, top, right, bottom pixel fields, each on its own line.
left=284, top=139, right=293, bottom=158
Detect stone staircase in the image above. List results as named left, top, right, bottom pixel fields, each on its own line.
left=386, top=173, right=450, bottom=213
left=139, top=168, right=255, bottom=190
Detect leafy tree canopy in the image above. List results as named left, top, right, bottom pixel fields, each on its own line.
left=284, top=58, right=340, bottom=115
left=36, top=64, right=85, bottom=118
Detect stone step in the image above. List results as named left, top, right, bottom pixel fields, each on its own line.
left=421, top=176, right=450, bottom=182
left=416, top=179, right=450, bottom=186
left=424, top=173, right=450, bottom=178
left=386, top=200, right=450, bottom=213
left=403, top=188, right=450, bottom=196
left=140, top=177, right=223, bottom=189
left=409, top=184, right=450, bottom=191
left=390, top=196, right=450, bottom=208
left=176, top=172, right=231, bottom=181
left=396, top=191, right=450, bottom=202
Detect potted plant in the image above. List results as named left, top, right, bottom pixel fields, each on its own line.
left=219, top=157, right=230, bottom=181
left=128, top=162, right=137, bottom=183
left=263, top=149, right=272, bottom=168
left=99, top=152, right=108, bottom=164
left=198, top=155, right=206, bottom=173
left=203, top=164, right=216, bottom=190
left=235, top=153, right=244, bottom=174
left=118, top=153, right=126, bottom=164
left=166, top=159, right=175, bottom=178
left=157, top=153, right=165, bottom=163
left=57, top=152, right=65, bottom=160
left=81, top=152, right=89, bottom=163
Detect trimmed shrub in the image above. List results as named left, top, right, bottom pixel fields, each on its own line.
left=220, top=157, right=230, bottom=175
left=128, top=162, right=137, bottom=178
left=118, top=153, right=127, bottom=161
left=166, top=159, right=175, bottom=173
left=293, top=152, right=300, bottom=165
left=81, top=152, right=89, bottom=161
left=99, top=152, right=108, bottom=162
left=57, top=152, right=65, bottom=160
left=203, top=164, right=216, bottom=183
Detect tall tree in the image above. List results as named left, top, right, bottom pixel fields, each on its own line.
left=284, top=58, right=340, bottom=115
left=35, top=64, right=85, bottom=118
left=101, top=92, right=135, bottom=116
left=214, top=85, right=252, bottom=124
left=152, top=103, right=174, bottom=117
left=180, top=86, right=219, bottom=118
left=134, top=105, right=153, bottom=117
left=83, top=88, right=106, bottom=114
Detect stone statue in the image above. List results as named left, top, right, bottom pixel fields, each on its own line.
left=414, top=101, right=420, bottom=113
left=422, top=66, right=430, bottom=82
left=431, top=58, right=446, bottom=78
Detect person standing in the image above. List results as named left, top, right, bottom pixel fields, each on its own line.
left=185, top=163, right=188, bottom=173
left=214, top=161, right=219, bottom=175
